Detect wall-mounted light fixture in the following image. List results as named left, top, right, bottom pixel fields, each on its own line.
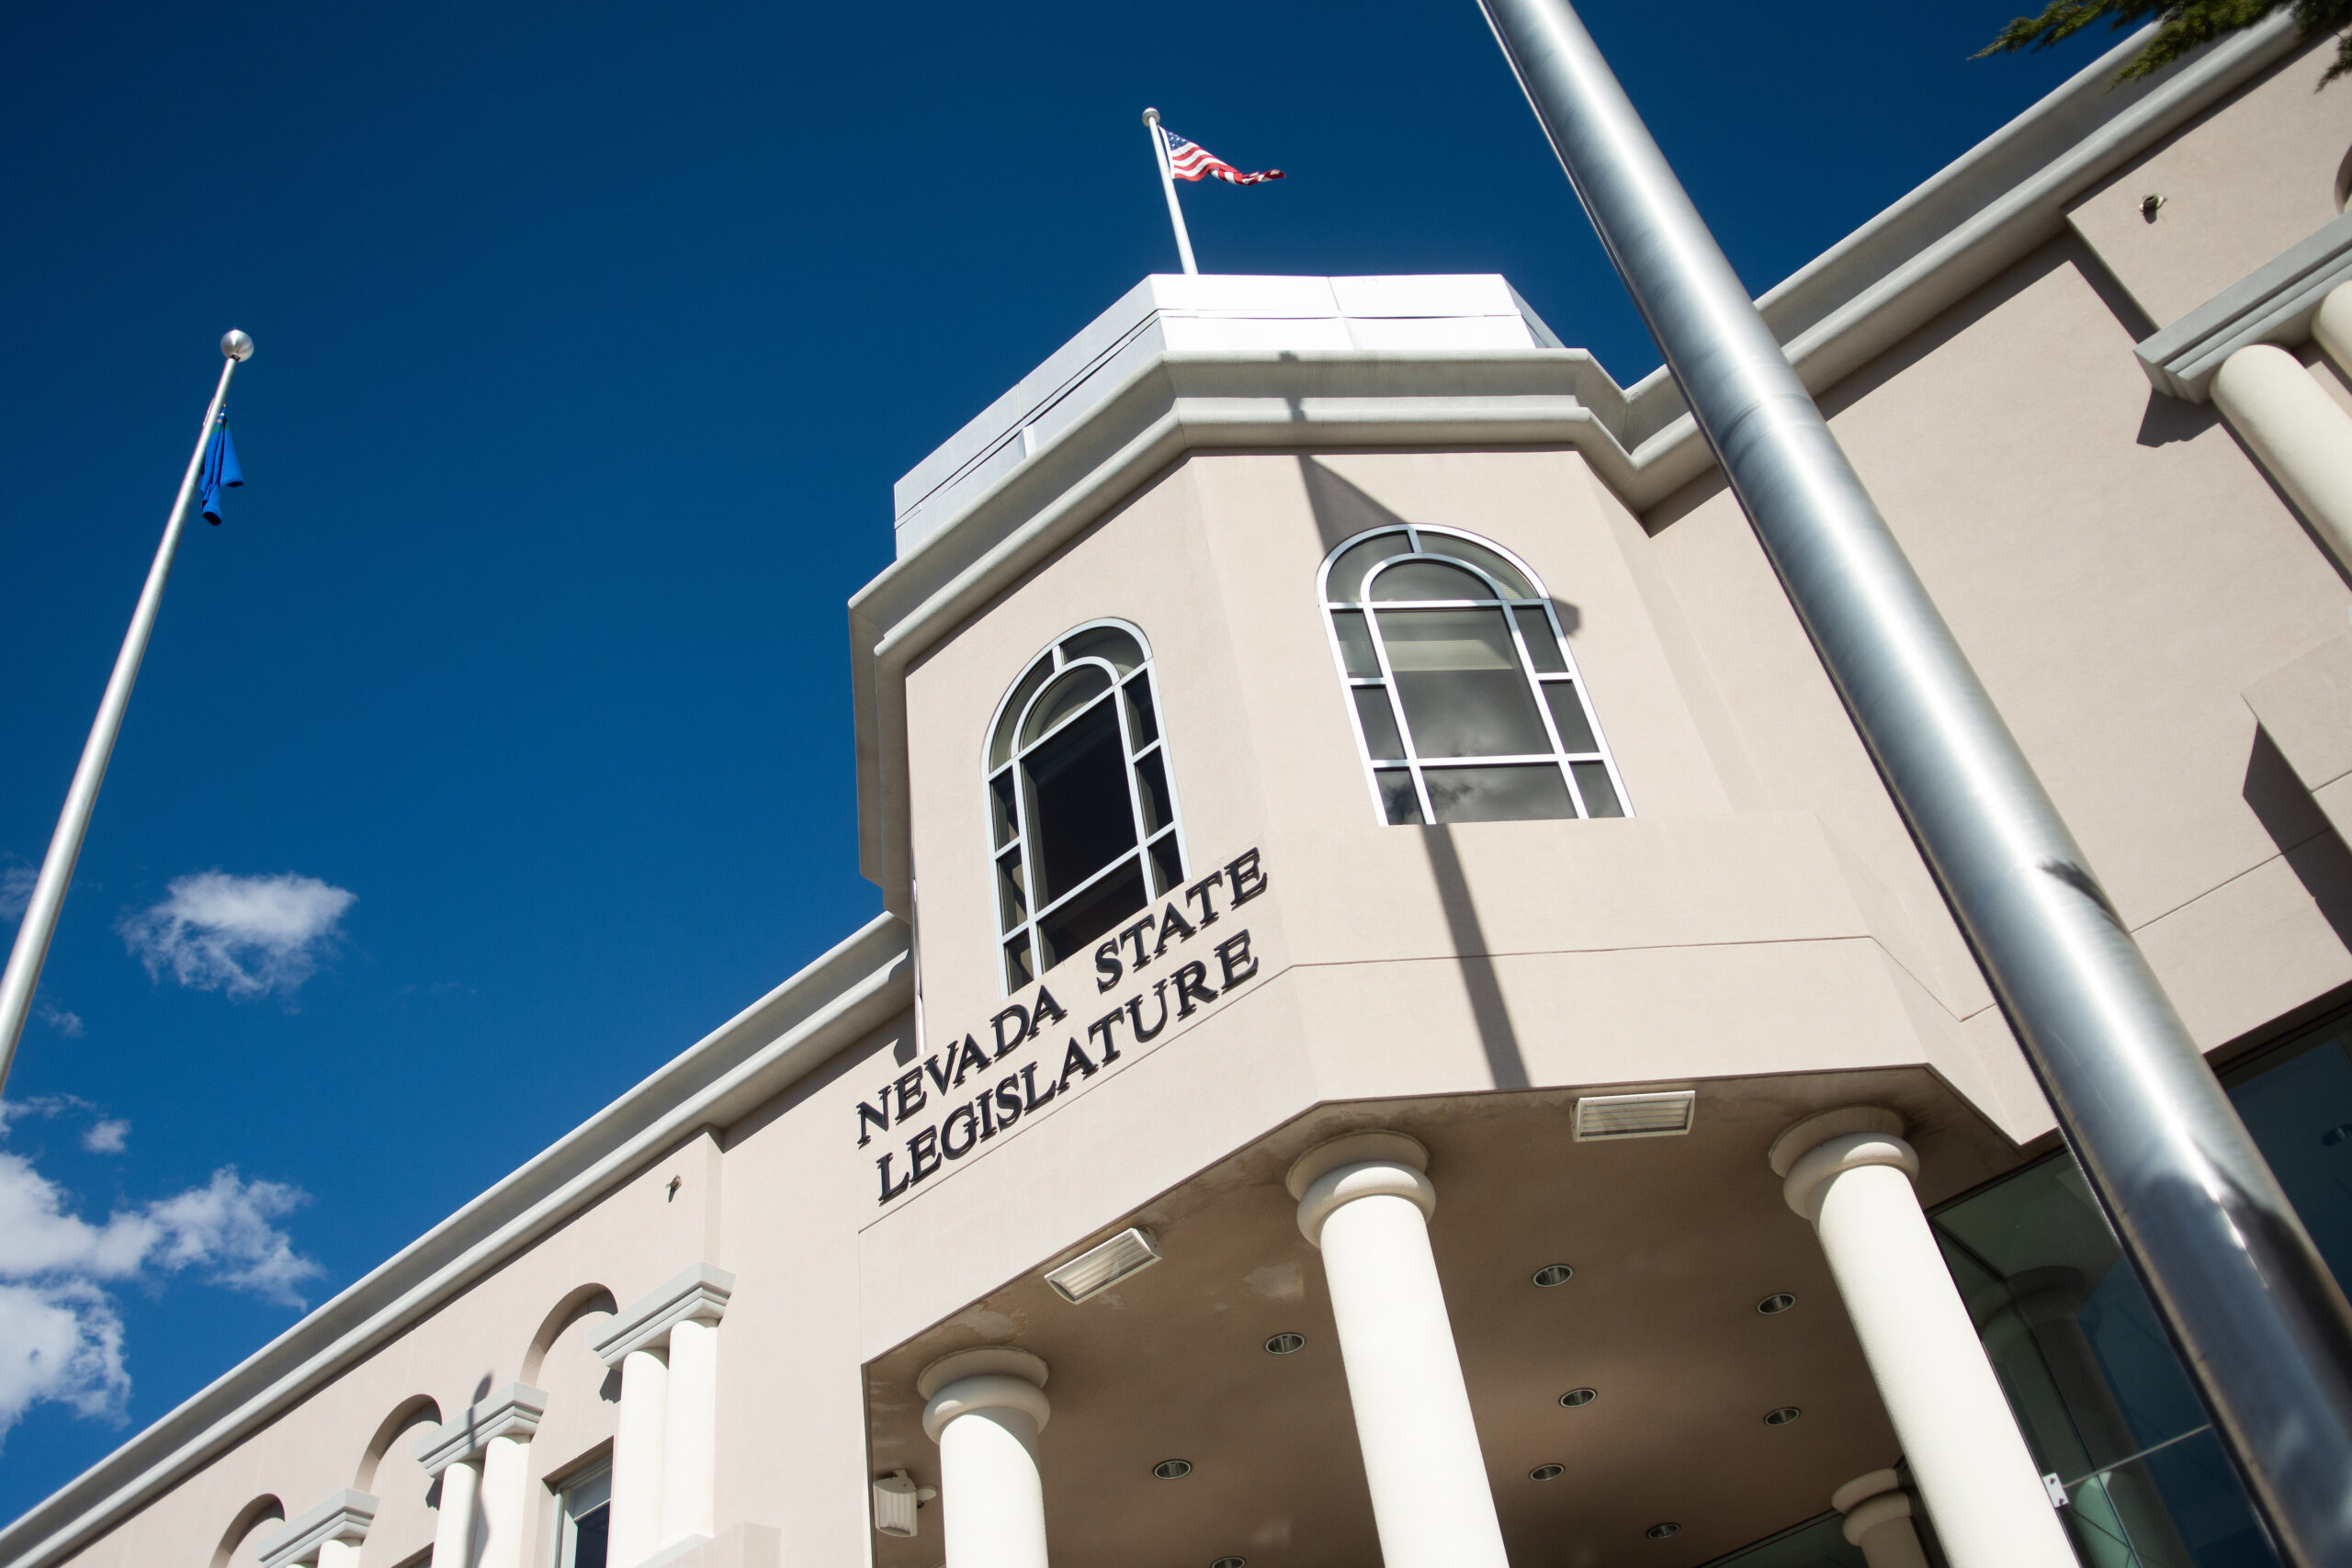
left=871, top=1471, right=936, bottom=1537
left=1045, top=1227, right=1161, bottom=1303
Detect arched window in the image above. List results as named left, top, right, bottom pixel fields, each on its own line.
left=986, top=621, right=1183, bottom=990
left=1320, top=525, right=1628, bottom=826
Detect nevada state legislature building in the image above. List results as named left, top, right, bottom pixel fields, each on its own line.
left=19, top=17, right=2352, bottom=1568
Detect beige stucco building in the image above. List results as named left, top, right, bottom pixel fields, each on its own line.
left=12, top=17, right=2352, bottom=1568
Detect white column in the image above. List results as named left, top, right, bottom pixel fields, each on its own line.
left=428, top=1458, right=482, bottom=1568
left=477, top=1430, right=534, bottom=1568
left=2309, top=278, right=2352, bottom=379
left=609, top=1347, right=670, bottom=1568
left=1288, top=1132, right=1510, bottom=1568
left=919, top=1348, right=1053, bottom=1568
left=659, top=1316, right=719, bottom=1548
left=1833, top=1471, right=1930, bottom=1568
left=315, top=1544, right=362, bottom=1568
left=1772, top=1109, right=2075, bottom=1568
left=2211, top=340, right=2352, bottom=572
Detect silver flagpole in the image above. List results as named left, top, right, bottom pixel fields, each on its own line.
left=1473, top=2, right=2352, bottom=1562
left=0, top=329, right=254, bottom=1098
left=1142, top=108, right=1201, bottom=275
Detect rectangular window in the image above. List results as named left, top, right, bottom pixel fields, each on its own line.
left=556, top=1465, right=611, bottom=1568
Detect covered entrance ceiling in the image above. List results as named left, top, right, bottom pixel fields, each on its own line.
left=865, top=1070, right=2022, bottom=1568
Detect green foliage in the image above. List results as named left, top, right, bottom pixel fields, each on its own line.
left=1979, top=0, right=2352, bottom=85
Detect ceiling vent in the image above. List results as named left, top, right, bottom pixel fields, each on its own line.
left=1045, top=1226, right=1161, bottom=1303
left=1574, top=1090, right=1695, bottom=1141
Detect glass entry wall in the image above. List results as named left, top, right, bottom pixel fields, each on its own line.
left=1926, top=1000, right=2352, bottom=1568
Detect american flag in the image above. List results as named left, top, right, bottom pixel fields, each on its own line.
left=1159, top=124, right=1283, bottom=186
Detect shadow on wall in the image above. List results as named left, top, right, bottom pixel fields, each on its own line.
left=210, top=1495, right=284, bottom=1568
left=2244, top=726, right=2352, bottom=951
left=1418, top=827, right=1532, bottom=1091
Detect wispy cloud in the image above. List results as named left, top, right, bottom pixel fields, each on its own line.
left=119, top=872, right=356, bottom=1000
left=0, top=1145, right=322, bottom=1438
left=36, top=1002, right=83, bottom=1039
left=79, top=1120, right=128, bottom=1155
left=0, top=866, right=32, bottom=922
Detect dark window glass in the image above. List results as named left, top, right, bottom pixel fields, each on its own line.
left=995, top=850, right=1027, bottom=931
left=1003, top=936, right=1035, bottom=988
left=1370, top=558, right=1492, bottom=602
left=1038, top=858, right=1147, bottom=969
left=1376, top=769, right=1423, bottom=825
left=1353, top=687, right=1406, bottom=760
left=1513, top=606, right=1566, bottom=673
left=1423, top=764, right=1576, bottom=823
left=1059, top=625, right=1144, bottom=672
left=572, top=1506, right=610, bottom=1568
left=989, top=770, right=1018, bottom=849
left=1327, top=531, right=1412, bottom=602
left=1571, top=761, right=1623, bottom=818
left=1022, top=703, right=1136, bottom=903
left=1148, top=832, right=1182, bottom=896
left=1134, top=751, right=1172, bottom=835
left=1123, top=673, right=1159, bottom=746
left=1022, top=666, right=1113, bottom=746
left=1332, top=609, right=1381, bottom=677
left=1380, top=608, right=1552, bottom=757
left=1544, top=685, right=1598, bottom=752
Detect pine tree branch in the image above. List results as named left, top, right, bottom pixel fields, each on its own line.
left=1977, top=0, right=2352, bottom=85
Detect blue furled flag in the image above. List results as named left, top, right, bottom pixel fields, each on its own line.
left=198, top=411, right=243, bottom=525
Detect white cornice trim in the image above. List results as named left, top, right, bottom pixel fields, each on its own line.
left=414, top=1384, right=547, bottom=1476
left=591, top=1263, right=735, bottom=1364
left=0, top=916, right=910, bottom=1568
left=844, top=18, right=2304, bottom=913
left=2136, top=210, right=2352, bottom=400
left=256, top=1491, right=375, bottom=1568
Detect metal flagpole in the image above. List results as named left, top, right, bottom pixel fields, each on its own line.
left=0, top=329, right=254, bottom=1099
left=1142, top=107, right=1201, bottom=275
left=1473, top=4, right=2352, bottom=1562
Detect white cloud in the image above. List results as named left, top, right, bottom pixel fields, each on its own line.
left=0, top=866, right=33, bottom=921
left=80, top=1120, right=128, bottom=1155
left=119, top=872, right=356, bottom=1000
left=0, top=1148, right=322, bottom=1439
left=37, top=1002, right=84, bottom=1039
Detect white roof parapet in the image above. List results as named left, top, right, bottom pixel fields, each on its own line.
left=890, top=273, right=1570, bottom=558
left=592, top=1262, right=736, bottom=1365
left=2136, top=209, right=2352, bottom=400
left=414, top=1383, right=548, bottom=1475
left=256, top=1491, right=376, bottom=1568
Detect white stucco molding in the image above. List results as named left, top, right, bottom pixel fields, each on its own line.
left=414, top=1383, right=548, bottom=1475
left=0, top=916, right=908, bottom=1568
left=591, top=1263, right=736, bottom=1365
left=256, top=1491, right=376, bottom=1568
left=845, top=17, right=2301, bottom=912
left=2136, top=210, right=2352, bottom=400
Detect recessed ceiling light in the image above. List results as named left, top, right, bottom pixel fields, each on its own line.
left=1530, top=1464, right=1566, bottom=1481
left=1560, top=1387, right=1597, bottom=1408
left=1757, top=1292, right=1796, bottom=1314
left=1154, top=1459, right=1193, bottom=1480
left=1765, top=1406, right=1802, bottom=1426
left=1045, top=1227, right=1161, bottom=1303
left=1532, top=1264, right=1575, bottom=1287
left=1573, top=1090, right=1694, bottom=1140
left=1212, top=1559, right=1246, bottom=1568
left=1646, top=1523, right=1682, bottom=1540
left=1264, top=1332, right=1306, bottom=1355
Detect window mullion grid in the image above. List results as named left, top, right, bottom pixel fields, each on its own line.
left=1500, top=593, right=1589, bottom=818
left=1363, top=599, right=1436, bottom=827
left=1540, top=598, right=1632, bottom=817
left=1136, top=664, right=1189, bottom=889
left=1114, top=660, right=1159, bottom=898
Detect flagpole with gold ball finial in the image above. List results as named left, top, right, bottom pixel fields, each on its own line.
left=0, top=329, right=254, bottom=1097
left=1142, top=108, right=1200, bottom=275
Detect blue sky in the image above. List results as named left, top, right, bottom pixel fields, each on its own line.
left=0, top=0, right=2117, bottom=1523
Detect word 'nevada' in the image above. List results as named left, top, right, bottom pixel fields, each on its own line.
left=861, top=849, right=1271, bottom=1204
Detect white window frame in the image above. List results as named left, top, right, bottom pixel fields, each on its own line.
left=983, top=618, right=1187, bottom=993
left=551, top=1461, right=610, bottom=1568
left=1317, top=524, right=1631, bottom=827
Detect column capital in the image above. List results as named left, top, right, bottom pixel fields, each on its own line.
left=919, top=1346, right=1052, bottom=1442
left=1289, top=1132, right=1434, bottom=1247
left=592, top=1261, right=735, bottom=1366
left=1768, top=1107, right=1905, bottom=1177
left=413, top=1384, right=548, bottom=1475
left=1286, top=1131, right=1428, bottom=1198
left=258, top=1491, right=376, bottom=1568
